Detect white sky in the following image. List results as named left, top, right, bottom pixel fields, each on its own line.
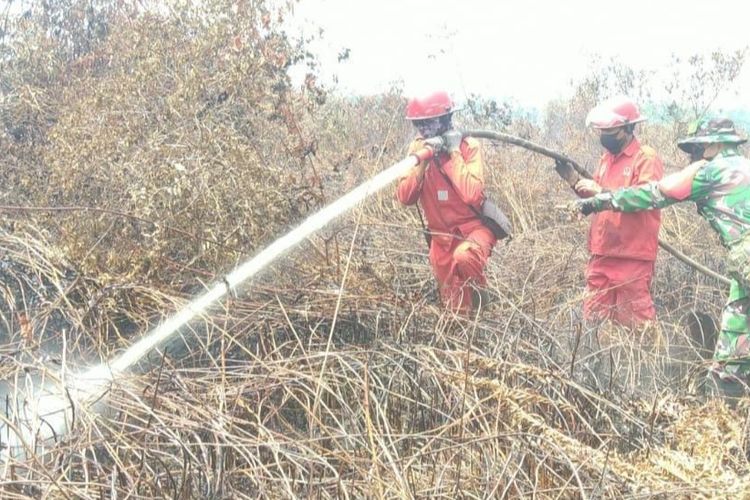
left=289, top=0, right=750, bottom=109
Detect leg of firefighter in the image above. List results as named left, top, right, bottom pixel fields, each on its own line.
left=429, top=239, right=463, bottom=313
left=585, top=256, right=657, bottom=328
left=583, top=256, right=617, bottom=325
left=612, top=263, right=661, bottom=389
left=452, top=227, right=496, bottom=314
left=429, top=228, right=495, bottom=315
left=612, top=261, right=657, bottom=329
left=582, top=257, right=658, bottom=391
left=581, top=257, right=616, bottom=391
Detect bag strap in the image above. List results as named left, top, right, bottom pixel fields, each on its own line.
left=434, top=162, right=484, bottom=219
left=414, top=204, right=432, bottom=248
left=434, top=160, right=511, bottom=240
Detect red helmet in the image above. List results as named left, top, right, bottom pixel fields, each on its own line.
left=586, top=96, right=646, bottom=129
left=405, top=91, right=455, bottom=120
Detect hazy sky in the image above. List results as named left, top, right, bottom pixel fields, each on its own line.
left=289, top=0, right=750, bottom=109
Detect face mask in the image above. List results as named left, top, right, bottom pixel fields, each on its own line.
left=688, top=145, right=705, bottom=162
left=414, top=118, right=443, bottom=138
left=599, top=133, right=624, bottom=155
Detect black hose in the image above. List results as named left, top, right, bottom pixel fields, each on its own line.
left=464, top=129, right=593, bottom=180
left=464, top=128, right=732, bottom=286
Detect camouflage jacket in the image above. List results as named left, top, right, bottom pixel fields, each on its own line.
left=607, top=148, right=750, bottom=248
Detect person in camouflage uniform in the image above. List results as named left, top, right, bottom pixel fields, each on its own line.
left=574, top=117, right=750, bottom=392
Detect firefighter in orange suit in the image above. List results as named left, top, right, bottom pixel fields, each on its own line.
left=396, top=91, right=496, bottom=313
left=571, top=96, right=664, bottom=326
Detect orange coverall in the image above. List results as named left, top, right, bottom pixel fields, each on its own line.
left=397, top=138, right=496, bottom=312
left=586, top=138, right=663, bottom=326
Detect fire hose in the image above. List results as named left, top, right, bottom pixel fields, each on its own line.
left=463, top=129, right=732, bottom=286
left=0, top=128, right=730, bottom=459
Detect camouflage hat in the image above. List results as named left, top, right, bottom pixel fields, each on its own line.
left=677, top=117, right=747, bottom=153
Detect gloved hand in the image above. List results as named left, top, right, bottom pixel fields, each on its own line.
left=571, top=193, right=614, bottom=216
left=422, top=136, right=446, bottom=153
left=441, top=130, right=463, bottom=152
left=554, top=159, right=580, bottom=189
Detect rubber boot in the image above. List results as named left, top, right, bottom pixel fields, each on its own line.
left=471, top=287, right=492, bottom=312
left=704, top=371, right=748, bottom=408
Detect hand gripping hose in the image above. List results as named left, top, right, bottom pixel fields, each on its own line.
left=464, top=129, right=731, bottom=286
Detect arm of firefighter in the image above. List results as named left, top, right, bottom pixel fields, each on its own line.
left=444, top=137, right=485, bottom=209
left=396, top=141, right=429, bottom=206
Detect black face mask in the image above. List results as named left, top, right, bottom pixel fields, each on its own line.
left=414, top=118, right=442, bottom=138
left=599, top=133, right=625, bottom=155
left=414, top=114, right=452, bottom=138
left=688, top=145, right=705, bottom=162
left=687, top=144, right=719, bottom=162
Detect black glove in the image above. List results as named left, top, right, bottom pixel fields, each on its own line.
left=442, top=130, right=463, bottom=152
left=422, top=136, right=446, bottom=153
left=572, top=193, right=613, bottom=216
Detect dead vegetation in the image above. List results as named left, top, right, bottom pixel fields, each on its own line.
left=1, top=0, right=750, bottom=498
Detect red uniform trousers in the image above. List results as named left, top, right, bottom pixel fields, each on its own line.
left=429, top=226, right=496, bottom=313
left=584, top=255, right=656, bottom=327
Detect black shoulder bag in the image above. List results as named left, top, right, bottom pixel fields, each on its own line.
left=435, top=167, right=512, bottom=240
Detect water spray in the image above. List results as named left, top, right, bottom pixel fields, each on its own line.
left=0, top=155, right=419, bottom=462
left=1, top=128, right=729, bottom=464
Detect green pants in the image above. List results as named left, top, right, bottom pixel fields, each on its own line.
left=714, top=240, right=750, bottom=380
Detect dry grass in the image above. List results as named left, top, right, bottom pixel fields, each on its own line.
left=0, top=201, right=746, bottom=498
left=2, top=1, right=750, bottom=498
